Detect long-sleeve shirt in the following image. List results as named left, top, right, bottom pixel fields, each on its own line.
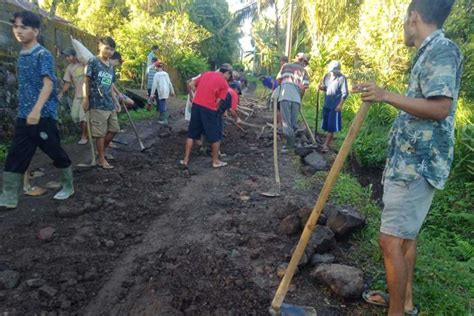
left=151, top=71, right=174, bottom=100
left=322, top=73, right=348, bottom=110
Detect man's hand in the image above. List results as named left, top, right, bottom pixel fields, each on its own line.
left=82, top=98, right=89, bottom=112
left=318, top=84, right=326, bottom=91
left=352, top=82, right=387, bottom=103
left=236, top=117, right=242, bottom=124
left=26, top=109, right=41, bottom=125
left=115, top=104, right=122, bottom=113
left=171, top=92, right=176, bottom=97
left=335, top=104, right=342, bottom=112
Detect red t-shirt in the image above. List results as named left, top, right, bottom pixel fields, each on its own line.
left=192, top=71, right=229, bottom=111
left=228, top=88, right=238, bottom=110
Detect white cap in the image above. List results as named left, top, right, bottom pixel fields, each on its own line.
left=328, top=60, right=341, bottom=72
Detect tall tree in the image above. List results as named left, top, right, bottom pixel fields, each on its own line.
left=188, top=0, right=240, bottom=68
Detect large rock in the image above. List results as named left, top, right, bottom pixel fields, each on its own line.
left=326, top=205, right=365, bottom=238
left=294, top=147, right=314, bottom=158
left=275, top=197, right=303, bottom=219
left=303, top=152, right=328, bottom=171
left=306, top=225, right=337, bottom=257
left=0, top=270, right=20, bottom=289
left=279, top=214, right=301, bottom=235
left=298, top=207, right=328, bottom=227
left=311, top=264, right=364, bottom=298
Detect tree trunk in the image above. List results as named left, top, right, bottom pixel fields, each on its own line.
left=49, top=0, right=59, bottom=19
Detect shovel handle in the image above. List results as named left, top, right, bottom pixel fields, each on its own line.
left=271, top=102, right=371, bottom=311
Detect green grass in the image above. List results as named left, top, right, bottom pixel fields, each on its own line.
left=118, top=108, right=157, bottom=124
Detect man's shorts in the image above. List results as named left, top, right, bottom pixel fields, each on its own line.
left=187, top=104, right=222, bottom=143
left=89, top=109, right=120, bottom=138
left=322, top=107, right=342, bottom=133
left=381, top=177, right=436, bottom=240
left=71, top=97, right=86, bottom=123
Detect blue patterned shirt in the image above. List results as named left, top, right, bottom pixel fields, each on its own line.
left=383, top=30, right=463, bottom=189
left=17, top=44, right=58, bottom=119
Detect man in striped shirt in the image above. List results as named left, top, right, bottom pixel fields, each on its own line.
left=277, top=52, right=310, bottom=152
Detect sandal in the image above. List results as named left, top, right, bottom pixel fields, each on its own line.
left=98, top=163, right=114, bottom=169
left=212, top=161, right=228, bottom=168
left=405, top=304, right=420, bottom=315
left=321, top=146, right=329, bottom=153
left=179, top=160, right=188, bottom=170
left=362, top=290, right=389, bottom=307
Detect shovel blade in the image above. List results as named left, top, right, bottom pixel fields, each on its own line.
left=24, top=186, right=47, bottom=196
left=260, top=190, right=281, bottom=198
left=269, top=304, right=317, bottom=316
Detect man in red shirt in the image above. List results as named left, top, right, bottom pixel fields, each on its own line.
left=181, top=64, right=233, bottom=168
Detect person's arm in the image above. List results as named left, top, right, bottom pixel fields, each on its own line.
left=167, top=74, right=175, bottom=97
left=353, top=83, right=452, bottom=120
left=26, top=76, right=54, bottom=125
left=58, top=81, right=71, bottom=100
left=335, top=76, right=348, bottom=112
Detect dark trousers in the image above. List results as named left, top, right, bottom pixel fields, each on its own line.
left=4, top=118, right=71, bottom=174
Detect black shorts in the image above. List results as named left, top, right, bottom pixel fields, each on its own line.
left=187, top=104, right=222, bottom=143
left=4, top=118, right=71, bottom=174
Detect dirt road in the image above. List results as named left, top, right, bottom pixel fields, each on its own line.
left=0, top=97, right=375, bottom=315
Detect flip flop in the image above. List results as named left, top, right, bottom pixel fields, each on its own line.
left=179, top=160, right=188, bottom=170
left=212, top=161, right=228, bottom=168
left=362, top=290, right=389, bottom=307
left=98, top=163, right=114, bottom=170
left=405, top=304, right=420, bottom=315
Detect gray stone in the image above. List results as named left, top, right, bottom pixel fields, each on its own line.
left=39, top=285, right=58, bottom=298
left=38, top=227, right=56, bottom=241
left=105, top=240, right=115, bottom=248
left=326, top=205, right=365, bottom=238
left=294, top=147, right=314, bottom=158
left=297, top=207, right=328, bottom=227
left=26, top=278, right=46, bottom=288
left=0, top=270, right=20, bottom=289
left=306, top=225, right=337, bottom=257
left=303, top=152, right=328, bottom=171
left=310, top=264, right=364, bottom=298
left=279, top=214, right=301, bottom=235
left=310, top=253, right=335, bottom=266
left=289, top=246, right=309, bottom=267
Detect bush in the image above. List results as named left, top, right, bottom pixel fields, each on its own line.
left=173, top=52, right=209, bottom=81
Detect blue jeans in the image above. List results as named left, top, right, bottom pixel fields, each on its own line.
left=157, top=99, right=167, bottom=113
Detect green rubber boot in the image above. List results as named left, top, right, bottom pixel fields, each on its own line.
left=158, top=111, right=169, bottom=125
left=53, top=167, right=74, bottom=200
left=0, top=172, right=22, bottom=209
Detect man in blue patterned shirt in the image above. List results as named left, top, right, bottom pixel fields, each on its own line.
left=0, top=11, right=74, bottom=210
left=354, top=1, right=462, bottom=315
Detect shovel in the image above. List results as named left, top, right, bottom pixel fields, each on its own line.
left=23, top=171, right=47, bottom=196
left=121, top=102, right=152, bottom=152
left=269, top=102, right=371, bottom=315
left=260, top=95, right=281, bottom=198
left=77, top=111, right=97, bottom=168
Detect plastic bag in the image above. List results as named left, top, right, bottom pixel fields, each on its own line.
left=185, top=95, right=192, bottom=121
left=71, top=36, right=94, bottom=64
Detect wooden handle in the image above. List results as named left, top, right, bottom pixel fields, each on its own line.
left=273, top=96, right=281, bottom=187
left=86, top=112, right=96, bottom=166
left=271, top=102, right=371, bottom=311
left=300, top=107, right=317, bottom=145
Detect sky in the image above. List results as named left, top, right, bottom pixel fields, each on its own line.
left=227, top=0, right=254, bottom=54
